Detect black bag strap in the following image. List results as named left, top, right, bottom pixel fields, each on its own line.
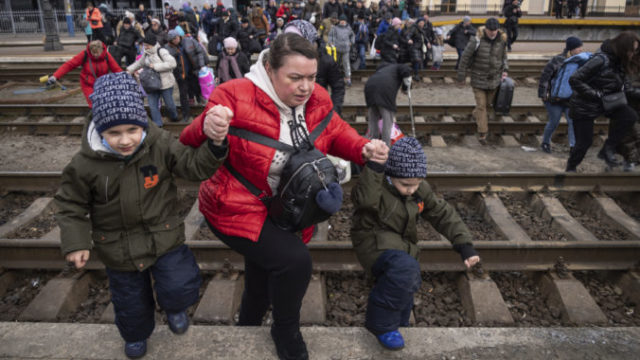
left=228, top=110, right=333, bottom=152
left=86, top=51, right=98, bottom=80
left=224, top=162, right=265, bottom=198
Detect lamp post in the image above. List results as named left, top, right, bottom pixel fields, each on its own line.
left=42, top=0, right=64, bottom=51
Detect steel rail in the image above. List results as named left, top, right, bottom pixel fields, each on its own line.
left=1, top=238, right=638, bottom=272
left=2, top=171, right=640, bottom=193
left=0, top=121, right=609, bottom=136
left=0, top=103, right=549, bottom=118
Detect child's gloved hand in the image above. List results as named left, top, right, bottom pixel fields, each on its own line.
left=464, top=255, right=480, bottom=269
left=66, top=250, right=90, bottom=269
left=204, top=104, right=233, bottom=146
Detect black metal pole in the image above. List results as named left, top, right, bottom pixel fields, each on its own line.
left=42, top=0, right=64, bottom=51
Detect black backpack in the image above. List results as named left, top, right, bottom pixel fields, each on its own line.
left=226, top=110, right=339, bottom=232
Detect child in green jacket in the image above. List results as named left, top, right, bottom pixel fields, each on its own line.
left=351, top=137, right=480, bottom=350
left=55, top=72, right=229, bottom=359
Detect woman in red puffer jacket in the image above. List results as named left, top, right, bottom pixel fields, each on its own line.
left=50, top=40, right=122, bottom=107
left=180, top=33, right=387, bottom=360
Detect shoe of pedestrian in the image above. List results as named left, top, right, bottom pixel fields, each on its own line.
left=124, top=339, right=147, bottom=359
left=597, top=146, right=621, bottom=167
left=477, top=132, right=488, bottom=145
left=565, top=164, right=577, bottom=173
left=541, top=143, right=551, bottom=153
left=271, top=327, right=309, bottom=360
left=167, top=311, right=189, bottom=335
left=376, top=330, right=405, bottom=350
left=623, top=161, right=635, bottom=172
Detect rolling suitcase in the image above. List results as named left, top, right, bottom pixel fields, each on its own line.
left=494, top=77, right=515, bottom=115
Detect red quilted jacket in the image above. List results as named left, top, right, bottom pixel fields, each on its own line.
left=180, top=79, right=368, bottom=243
left=53, top=42, right=122, bottom=107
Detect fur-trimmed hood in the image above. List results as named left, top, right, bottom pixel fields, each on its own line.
left=476, top=26, right=507, bottom=43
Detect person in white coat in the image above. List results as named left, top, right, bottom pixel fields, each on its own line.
left=127, top=34, right=178, bottom=126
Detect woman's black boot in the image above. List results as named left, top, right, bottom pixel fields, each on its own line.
left=271, top=326, right=309, bottom=360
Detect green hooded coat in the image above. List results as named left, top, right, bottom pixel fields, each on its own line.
left=55, top=122, right=227, bottom=271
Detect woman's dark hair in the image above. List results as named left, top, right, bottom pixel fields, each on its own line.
left=609, top=31, right=640, bottom=75
left=267, top=33, right=318, bottom=71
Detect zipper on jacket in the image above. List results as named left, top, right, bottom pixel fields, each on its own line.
left=105, top=176, right=109, bottom=203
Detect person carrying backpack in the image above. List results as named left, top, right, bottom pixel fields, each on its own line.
left=127, top=34, right=178, bottom=127
left=49, top=40, right=122, bottom=108
left=538, top=36, right=587, bottom=154
left=179, top=33, right=384, bottom=360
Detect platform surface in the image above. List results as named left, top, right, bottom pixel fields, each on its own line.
left=0, top=322, right=639, bottom=359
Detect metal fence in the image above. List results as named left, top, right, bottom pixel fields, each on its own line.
left=0, top=8, right=164, bottom=35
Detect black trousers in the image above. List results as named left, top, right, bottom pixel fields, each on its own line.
left=207, top=218, right=312, bottom=337
left=505, top=24, right=518, bottom=48
left=568, top=105, right=639, bottom=168
left=176, top=77, right=190, bottom=121
left=186, top=72, right=201, bottom=102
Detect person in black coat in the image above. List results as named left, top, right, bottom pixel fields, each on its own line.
left=380, top=17, right=402, bottom=64
left=323, top=0, right=344, bottom=18
left=503, top=1, right=522, bottom=51
left=566, top=32, right=640, bottom=171
left=447, top=16, right=476, bottom=69
left=113, top=17, right=143, bottom=67
left=554, top=0, right=563, bottom=19
left=365, top=63, right=412, bottom=145
left=218, top=11, right=239, bottom=40
left=406, top=19, right=426, bottom=81
left=237, top=18, right=262, bottom=57
left=216, top=37, right=251, bottom=84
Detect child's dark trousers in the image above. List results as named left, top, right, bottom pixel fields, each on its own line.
left=106, top=244, right=201, bottom=342
left=365, top=249, right=422, bottom=335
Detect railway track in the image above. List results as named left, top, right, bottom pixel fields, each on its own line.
left=0, top=59, right=548, bottom=82
left=0, top=104, right=608, bottom=138
left=1, top=171, right=639, bottom=328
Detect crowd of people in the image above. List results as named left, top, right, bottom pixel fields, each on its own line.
left=45, top=3, right=640, bottom=359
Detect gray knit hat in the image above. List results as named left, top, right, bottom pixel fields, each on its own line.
left=385, top=137, right=427, bottom=178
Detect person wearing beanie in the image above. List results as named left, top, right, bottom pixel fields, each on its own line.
left=328, top=12, right=355, bottom=86
left=456, top=17, right=508, bottom=143
left=351, top=136, right=479, bottom=351
left=127, top=31, right=178, bottom=126
left=113, top=16, right=143, bottom=67
left=446, top=15, right=476, bottom=70
left=538, top=35, right=588, bottom=154
left=55, top=72, right=229, bottom=359
left=502, top=0, right=522, bottom=51
left=145, top=17, right=168, bottom=47
left=216, top=36, right=251, bottom=84
left=164, top=29, right=192, bottom=122
left=50, top=40, right=122, bottom=107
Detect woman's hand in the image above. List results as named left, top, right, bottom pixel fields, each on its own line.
left=464, top=255, right=480, bottom=269
left=362, top=139, right=389, bottom=164
left=203, top=104, right=233, bottom=146
left=66, top=250, right=90, bottom=269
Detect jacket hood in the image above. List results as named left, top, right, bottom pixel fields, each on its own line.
left=245, top=49, right=308, bottom=114
left=565, top=51, right=592, bottom=65
left=476, top=26, right=507, bottom=43
left=86, top=42, right=109, bottom=61
left=81, top=120, right=159, bottom=160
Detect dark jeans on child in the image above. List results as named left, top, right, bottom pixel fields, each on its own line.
left=365, top=249, right=422, bottom=335
left=207, top=218, right=312, bottom=339
left=106, top=244, right=201, bottom=342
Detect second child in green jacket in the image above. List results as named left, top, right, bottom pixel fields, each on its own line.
left=55, top=72, right=230, bottom=359
left=351, top=137, right=480, bottom=351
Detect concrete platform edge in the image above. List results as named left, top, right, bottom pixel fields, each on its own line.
left=0, top=323, right=639, bottom=360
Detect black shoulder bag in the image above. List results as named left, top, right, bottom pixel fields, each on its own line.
left=226, top=110, right=340, bottom=232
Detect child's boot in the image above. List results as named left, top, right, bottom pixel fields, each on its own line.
left=376, top=330, right=405, bottom=350
left=167, top=311, right=189, bottom=334
left=124, top=339, right=147, bottom=359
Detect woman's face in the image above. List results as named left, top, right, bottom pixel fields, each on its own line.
left=226, top=47, right=237, bottom=55
left=267, top=54, right=318, bottom=108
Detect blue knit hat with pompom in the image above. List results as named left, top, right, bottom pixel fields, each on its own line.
left=385, top=137, right=427, bottom=178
